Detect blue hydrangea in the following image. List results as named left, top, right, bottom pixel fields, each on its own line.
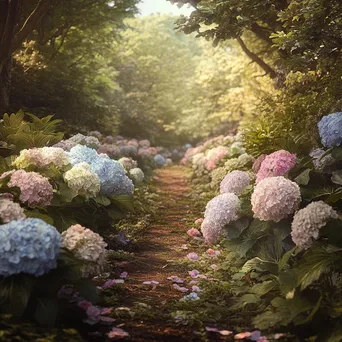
left=120, top=145, right=138, bottom=157
left=67, top=145, right=99, bottom=166
left=318, top=112, right=342, bottom=148
left=90, top=158, right=134, bottom=196
left=154, top=154, right=166, bottom=168
left=0, top=218, right=61, bottom=277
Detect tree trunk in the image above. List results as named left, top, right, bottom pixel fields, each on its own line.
left=0, top=58, right=12, bottom=115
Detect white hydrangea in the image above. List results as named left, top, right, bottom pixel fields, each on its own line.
left=251, top=176, right=301, bottom=222
left=61, top=224, right=107, bottom=276
left=204, top=193, right=240, bottom=227
left=220, top=170, right=250, bottom=195
left=129, top=168, right=145, bottom=184
left=13, top=147, right=70, bottom=170
left=119, top=157, right=138, bottom=172
left=0, top=199, right=26, bottom=223
left=63, top=162, right=100, bottom=199
left=201, top=218, right=224, bottom=244
left=291, top=201, right=338, bottom=249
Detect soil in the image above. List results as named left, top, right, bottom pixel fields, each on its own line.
left=112, top=166, right=203, bottom=341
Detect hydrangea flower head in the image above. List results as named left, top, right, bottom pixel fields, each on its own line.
left=0, top=218, right=61, bottom=276
left=7, top=170, right=53, bottom=207
left=291, top=201, right=338, bottom=249
left=256, top=150, right=296, bottom=183
left=120, top=145, right=138, bottom=157
left=69, top=133, right=100, bottom=149
left=139, top=139, right=151, bottom=148
left=252, top=154, right=267, bottom=173
left=119, top=157, right=138, bottom=172
left=64, top=162, right=100, bottom=199
left=97, top=144, right=120, bottom=158
left=220, top=170, right=250, bottom=195
left=310, top=148, right=335, bottom=171
left=90, top=157, right=134, bottom=196
left=201, top=218, right=224, bottom=244
left=318, top=112, right=342, bottom=148
left=251, top=176, right=301, bottom=222
left=204, top=193, right=240, bottom=227
left=211, top=167, right=228, bottom=189
left=88, top=130, right=102, bottom=139
left=68, top=145, right=99, bottom=166
left=128, top=139, right=139, bottom=147
left=0, top=199, right=26, bottom=223
left=54, top=139, right=77, bottom=151
left=230, top=141, right=246, bottom=155
left=154, top=154, right=166, bottom=168
left=61, top=224, right=107, bottom=276
left=129, top=168, right=145, bottom=184
left=13, top=147, right=69, bottom=170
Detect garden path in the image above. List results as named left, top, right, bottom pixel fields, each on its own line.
left=114, top=166, right=204, bottom=341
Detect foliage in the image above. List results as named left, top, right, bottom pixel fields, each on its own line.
left=0, top=110, right=63, bottom=156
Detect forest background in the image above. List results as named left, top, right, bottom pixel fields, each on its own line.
left=1, top=0, right=341, bottom=149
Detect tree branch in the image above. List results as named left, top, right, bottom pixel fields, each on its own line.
left=13, top=0, right=59, bottom=52
left=250, top=22, right=273, bottom=45
left=236, top=36, right=277, bottom=79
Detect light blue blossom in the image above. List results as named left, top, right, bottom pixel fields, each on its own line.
left=180, top=292, right=200, bottom=301
left=154, top=154, right=166, bottom=168
left=90, top=158, right=134, bottom=196
left=318, top=112, right=342, bottom=148
left=0, top=218, right=61, bottom=277
left=67, top=145, right=99, bottom=166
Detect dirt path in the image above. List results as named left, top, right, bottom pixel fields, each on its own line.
left=115, top=166, right=201, bottom=341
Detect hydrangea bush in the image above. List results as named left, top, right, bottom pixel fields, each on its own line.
left=5, top=170, right=54, bottom=207
left=0, top=218, right=61, bottom=277
left=61, top=224, right=107, bottom=276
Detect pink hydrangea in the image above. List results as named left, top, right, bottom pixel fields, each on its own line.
left=6, top=170, right=53, bottom=207
left=256, top=150, right=296, bottom=183
left=220, top=170, right=250, bottom=195
left=194, top=218, right=204, bottom=225
left=251, top=176, right=301, bottom=222
left=187, top=228, right=201, bottom=237
left=252, top=154, right=267, bottom=173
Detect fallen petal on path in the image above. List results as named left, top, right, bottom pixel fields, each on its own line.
left=108, top=327, right=129, bottom=339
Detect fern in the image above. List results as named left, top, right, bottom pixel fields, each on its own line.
left=0, top=110, right=64, bottom=153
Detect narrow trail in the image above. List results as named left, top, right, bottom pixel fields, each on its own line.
left=116, top=166, right=201, bottom=341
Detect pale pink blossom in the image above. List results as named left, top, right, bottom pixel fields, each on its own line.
left=187, top=228, right=201, bottom=237
left=187, top=252, right=199, bottom=261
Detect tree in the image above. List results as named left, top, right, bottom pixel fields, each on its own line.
left=0, top=0, right=59, bottom=112
left=0, top=0, right=138, bottom=114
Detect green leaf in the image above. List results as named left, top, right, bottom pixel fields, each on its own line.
left=250, top=280, right=277, bottom=296
left=295, top=168, right=311, bottom=185
left=34, top=298, right=58, bottom=326
left=0, top=275, right=34, bottom=317
left=296, top=245, right=340, bottom=290
left=278, top=248, right=296, bottom=271
left=111, top=195, right=134, bottom=212
left=248, top=219, right=271, bottom=236
left=25, top=210, right=54, bottom=225
left=95, top=195, right=111, bottom=206
left=226, top=217, right=250, bottom=239
left=278, top=269, right=297, bottom=295
left=241, top=293, right=260, bottom=305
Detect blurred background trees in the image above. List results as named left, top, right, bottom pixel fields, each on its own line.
left=2, top=0, right=342, bottom=147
